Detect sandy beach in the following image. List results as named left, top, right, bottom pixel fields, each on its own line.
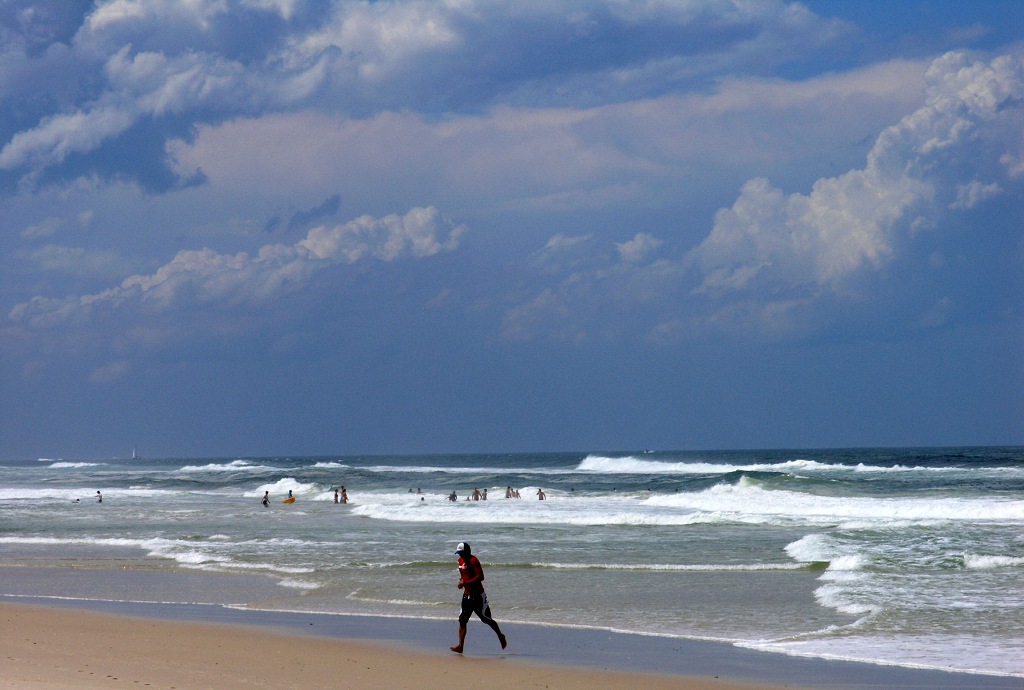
left=3, top=598, right=1023, bottom=689
left=1, top=602, right=779, bottom=690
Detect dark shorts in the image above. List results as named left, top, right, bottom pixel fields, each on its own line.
left=458, top=591, right=492, bottom=626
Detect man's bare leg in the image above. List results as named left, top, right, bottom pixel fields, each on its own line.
left=450, top=625, right=467, bottom=653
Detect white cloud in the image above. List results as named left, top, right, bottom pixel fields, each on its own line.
left=300, top=206, right=466, bottom=262
left=0, top=105, right=135, bottom=170
left=8, top=207, right=466, bottom=329
left=21, top=217, right=62, bottom=239
left=0, top=46, right=250, bottom=172
left=165, top=57, right=927, bottom=216
left=544, top=234, right=591, bottom=253
left=0, top=0, right=861, bottom=184
left=27, top=245, right=127, bottom=279
left=616, top=232, right=662, bottom=263
left=688, top=52, right=1024, bottom=295
left=295, top=1, right=460, bottom=82
left=950, top=180, right=1003, bottom=209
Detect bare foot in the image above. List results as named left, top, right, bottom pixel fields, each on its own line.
left=450, top=645, right=463, bottom=654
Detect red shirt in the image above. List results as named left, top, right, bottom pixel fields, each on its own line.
left=458, top=555, right=485, bottom=596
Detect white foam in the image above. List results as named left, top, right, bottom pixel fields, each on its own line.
left=330, top=481, right=1024, bottom=530
left=579, top=455, right=838, bottom=474
left=530, top=561, right=806, bottom=572
left=179, top=459, right=281, bottom=473
left=361, top=464, right=575, bottom=475
left=346, top=590, right=447, bottom=607
left=0, top=535, right=143, bottom=547
left=784, top=534, right=840, bottom=563
left=964, top=554, right=1024, bottom=569
left=244, top=477, right=319, bottom=497
left=277, top=578, right=320, bottom=590
left=578, top=455, right=1024, bottom=478
left=746, top=634, right=1024, bottom=678
left=826, top=554, right=867, bottom=572
left=645, top=482, right=1024, bottom=523
left=0, top=488, right=177, bottom=501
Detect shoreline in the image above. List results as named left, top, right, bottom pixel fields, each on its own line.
left=3, top=596, right=1022, bottom=689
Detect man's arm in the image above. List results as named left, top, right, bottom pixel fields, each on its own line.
left=465, top=556, right=485, bottom=585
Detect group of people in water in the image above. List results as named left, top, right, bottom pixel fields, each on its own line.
left=260, top=485, right=347, bottom=506
left=446, top=486, right=545, bottom=501
left=260, top=484, right=547, bottom=506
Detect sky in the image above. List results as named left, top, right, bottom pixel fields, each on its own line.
left=1, top=0, right=1022, bottom=460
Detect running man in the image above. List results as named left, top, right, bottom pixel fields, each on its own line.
left=450, top=542, right=507, bottom=653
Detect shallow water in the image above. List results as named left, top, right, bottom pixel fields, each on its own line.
left=2, top=447, right=1022, bottom=676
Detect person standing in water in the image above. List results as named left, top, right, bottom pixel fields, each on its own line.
left=450, top=542, right=506, bottom=654
left=262, top=491, right=270, bottom=507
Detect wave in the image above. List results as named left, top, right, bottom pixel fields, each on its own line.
left=0, top=487, right=177, bottom=500
left=242, top=477, right=323, bottom=498
left=0, top=535, right=316, bottom=579
left=963, top=554, right=1024, bottom=569
left=276, top=578, right=320, bottom=590
left=744, top=634, right=1024, bottom=678
left=361, top=464, right=579, bottom=475
left=517, top=561, right=808, bottom=572
left=48, top=462, right=105, bottom=468
left=178, top=459, right=281, bottom=473
left=643, top=481, right=1024, bottom=523
left=579, top=455, right=826, bottom=474
left=578, top=455, right=1022, bottom=476
left=333, top=479, right=1024, bottom=529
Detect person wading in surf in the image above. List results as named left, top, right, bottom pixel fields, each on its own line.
left=450, top=541, right=507, bottom=654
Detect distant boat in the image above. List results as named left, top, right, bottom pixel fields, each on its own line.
left=132, top=446, right=139, bottom=460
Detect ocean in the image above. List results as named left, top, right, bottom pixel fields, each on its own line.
left=1, top=447, right=1022, bottom=678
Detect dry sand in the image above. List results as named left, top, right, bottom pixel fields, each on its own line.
left=0, top=603, right=792, bottom=689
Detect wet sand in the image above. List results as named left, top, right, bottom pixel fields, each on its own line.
left=3, top=598, right=1023, bottom=689
left=1, top=602, right=779, bottom=689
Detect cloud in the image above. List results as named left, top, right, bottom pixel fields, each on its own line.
left=0, top=45, right=253, bottom=175
left=616, top=232, right=663, bottom=263
left=502, top=232, right=677, bottom=342
left=687, top=51, right=1024, bottom=296
left=950, top=180, right=1003, bottom=209
left=914, top=296, right=956, bottom=330
left=158, top=54, right=930, bottom=222
left=21, top=216, right=62, bottom=239
left=0, top=0, right=852, bottom=187
left=8, top=206, right=466, bottom=330
left=494, top=51, right=1024, bottom=343
left=89, top=359, right=131, bottom=383
left=264, top=194, right=343, bottom=233
left=299, top=206, right=466, bottom=262
left=26, top=244, right=128, bottom=279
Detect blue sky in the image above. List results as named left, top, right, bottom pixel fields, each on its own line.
left=1, top=0, right=1021, bottom=459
